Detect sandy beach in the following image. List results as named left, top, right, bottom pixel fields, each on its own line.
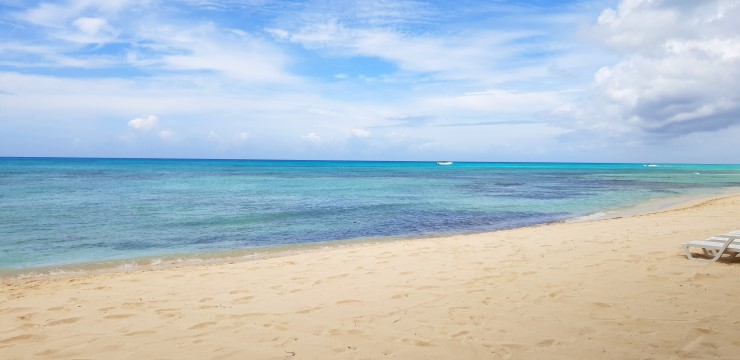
left=2, top=194, right=740, bottom=359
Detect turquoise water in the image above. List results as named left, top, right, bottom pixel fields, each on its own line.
left=2, top=158, right=740, bottom=273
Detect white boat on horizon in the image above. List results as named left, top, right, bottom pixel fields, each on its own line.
left=436, top=161, right=453, bottom=165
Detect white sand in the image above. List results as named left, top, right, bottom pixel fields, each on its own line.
left=2, top=194, right=740, bottom=359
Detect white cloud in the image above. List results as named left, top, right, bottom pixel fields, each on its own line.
left=422, top=89, right=561, bottom=114
left=7, top=0, right=740, bottom=162
left=350, top=128, right=371, bottom=138
left=124, top=114, right=175, bottom=142
left=124, top=21, right=297, bottom=84
left=60, top=16, right=119, bottom=45
left=17, top=0, right=142, bottom=46
left=128, top=115, right=158, bottom=131
left=19, top=0, right=147, bottom=27
left=161, top=45, right=294, bottom=84
left=207, top=130, right=221, bottom=141
left=73, top=17, right=107, bottom=35
left=207, top=130, right=251, bottom=147
left=13, top=1, right=295, bottom=84
left=158, top=129, right=175, bottom=141
left=302, top=132, right=322, bottom=143
left=575, top=0, right=740, bottom=137
left=268, top=20, right=550, bottom=85
left=233, top=132, right=250, bottom=142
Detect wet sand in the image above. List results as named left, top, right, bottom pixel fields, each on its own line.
left=2, top=194, right=740, bottom=359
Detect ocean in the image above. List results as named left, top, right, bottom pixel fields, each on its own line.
left=2, top=157, right=740, bottom=275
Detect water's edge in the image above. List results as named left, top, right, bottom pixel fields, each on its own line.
left=4, top=189, right=737, bottom=282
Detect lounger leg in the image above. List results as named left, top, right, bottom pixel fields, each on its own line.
left=684, top=244, right=724, bottom=263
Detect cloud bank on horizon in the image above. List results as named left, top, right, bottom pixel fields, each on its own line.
left=1, top=0, right=739, bottom=163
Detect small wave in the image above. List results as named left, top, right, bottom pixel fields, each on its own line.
left=566, top=212, right=608, bottom=223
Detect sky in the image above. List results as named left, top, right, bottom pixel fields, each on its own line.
left=1, top=0, right=739, bottom=163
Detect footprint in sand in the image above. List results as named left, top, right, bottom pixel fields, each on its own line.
left=122, top=301, right=145, bottom=309
left=451, top=330, right=470, bottom=338
left=228, top=289, right=250, bottom=295
left=329, top=329, right=363, bottom=336
left=401, top=338, right=432, bottom=347
left=123, top=330, right=156, bottom=337
left=335, top=299, right=363, bottom=305
left=328, top=273, right=349, bottom=280
left=104, top=314, right=136, bottom=320
left=155, top=308, right=181, bottom=319
left=295, top=306, right=322, bottom=314
left=415, top=285, right=439, bottom=290
left=487, top=346, right=513, bottom=359
left=0, top=307, right=32, bottom=315
left=537, top=339, right=558, bottom=347
left=188, top=321, right=217, bottom=330
left=34, top=349, right=59, bottom=356
left=331, top=345, right=358, bottom=353
left=234, top=295, right=255, bottom=303
left=228, top=313, right=261, bottom=320
left=46, top=317, right=81, bottom=326
left=1, top=334, right=46, bottom=344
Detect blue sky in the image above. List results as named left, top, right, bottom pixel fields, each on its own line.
left=1, top=0, right=739, bottom=162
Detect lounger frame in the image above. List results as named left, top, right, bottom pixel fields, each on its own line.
left=683, top=233, right=740, bottom=263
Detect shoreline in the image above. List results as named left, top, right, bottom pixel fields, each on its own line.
left=565, top=187, right=740, bottom=222
left=4, top=188, right=739, bottom=281
left=2, top=192, right=740, bottom=358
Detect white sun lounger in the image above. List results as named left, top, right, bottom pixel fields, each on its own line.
left=683, top=232, right=740, bottom=263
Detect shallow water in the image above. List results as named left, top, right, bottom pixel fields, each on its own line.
left=2, top=158, right=739, bottom=272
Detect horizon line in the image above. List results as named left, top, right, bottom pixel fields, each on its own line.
left=1, top=156, right=738, bottom=166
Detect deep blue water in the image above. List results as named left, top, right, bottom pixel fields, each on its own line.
left=2, top=157, right=740, bottom=273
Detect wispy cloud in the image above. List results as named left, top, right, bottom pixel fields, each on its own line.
left=152, top=25, right=296, bottom=84
left=8, top=0, right=296, bottom=84
left=2, top=0, right=738, bottom=162
left=269, top=19, right=550, bottom=86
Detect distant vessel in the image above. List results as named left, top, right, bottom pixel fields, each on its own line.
left=436, top=161, right=453, bottom=166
